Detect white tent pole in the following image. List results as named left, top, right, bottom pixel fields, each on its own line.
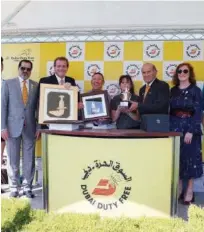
left=1, top=0, right=31, bottom=27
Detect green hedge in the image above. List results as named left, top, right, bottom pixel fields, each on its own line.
left=21, top=216, right=187, bottom=232
left=1, top=198, right=31, bottom=232
left=188, top=205, right=204, bottom=232
left=1, top=199, right=204, bottom=232
left=21, top=213, right=101, bottom=232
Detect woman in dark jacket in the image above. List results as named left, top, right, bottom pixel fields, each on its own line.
left=111, top=75, right=140, bottom=129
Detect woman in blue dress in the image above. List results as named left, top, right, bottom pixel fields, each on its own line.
left=170, top=62, right=203, bottom=204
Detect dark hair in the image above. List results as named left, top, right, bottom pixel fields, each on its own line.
left=119, top=75, right=135, bottom=94
left=92, top=72, right=104, bottom=82
left=172, top=62, right=196, bottom=86
left=54, top=57, right=69, bottom=67
left=18, top=60, right=33, bottom=70
left=1, top=57, right=3, bottom=63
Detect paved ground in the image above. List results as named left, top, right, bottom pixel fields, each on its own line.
left=1, top=158, right=204, bottom=220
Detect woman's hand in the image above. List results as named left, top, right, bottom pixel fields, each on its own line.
left=112, top=106, right=127, bottom=122
left=117, top=105, right=128, bottom=113
left=184, top=132, right=193, bottom=144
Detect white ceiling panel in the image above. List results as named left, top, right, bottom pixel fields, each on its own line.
left=1, top=1, right=204, bottom=31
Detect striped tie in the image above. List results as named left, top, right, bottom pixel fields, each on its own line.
left=22, top=80, right=28, bottom=105
left=143, top=84, right=150, bottom=102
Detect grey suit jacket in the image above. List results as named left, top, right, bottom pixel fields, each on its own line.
left=1, top=77, right=38, bottom=138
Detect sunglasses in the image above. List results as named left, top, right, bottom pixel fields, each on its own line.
left=177, top=69, right=189, bottom=74
left=20, top=66, right=32, bottom=72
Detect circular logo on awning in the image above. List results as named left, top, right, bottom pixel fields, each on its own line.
left=81, top=160, right=132, bottom=211
left=165, top=64, right=178, bottom=78
left=107, top=45, right=121, bottom=58
left=69, top=45, right=82, bottom=59
left=186, top=44, right=201, bottom=59
left=106, top=84, right=120, bottom=98
left=87, top=64, right=101, bottom=77
left=126, top=64, right=140, bottom=78
left=146, top=44, right=160, bottom=58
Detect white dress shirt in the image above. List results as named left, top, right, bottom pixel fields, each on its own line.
left=55, top=74, right=65, bottom=85
left=146, top=78, right=156, bottom=87
left=18, top=76, right=29, bottom=92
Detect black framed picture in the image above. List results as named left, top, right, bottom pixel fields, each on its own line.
left=81, top=90, right=110, bottom=121
left=39, top=84, right=78, bottom=124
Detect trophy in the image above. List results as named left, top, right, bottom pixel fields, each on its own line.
left=120, top=87, right=131, bottom=107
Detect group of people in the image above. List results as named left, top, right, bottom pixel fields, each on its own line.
left=1, top=56, right=203, bottom=205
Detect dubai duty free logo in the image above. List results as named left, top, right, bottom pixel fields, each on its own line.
left=68, top=45, right=82, bottom=59
left=165, top=64, right=178, bottom=79
left=106, top=84, right=121, bottom=98
left=186, top=44, right=201, bottom=59
left=107, top=44, right=121, bottom=59
left=87, top=64, right=101, bottom=77
left=81, top=160, right=132, bottom=210
left=126, top=64, right=141, bottom=79
left=146, top=44, right=161, bottom=58
left=6, top=48, right=35, bottom=62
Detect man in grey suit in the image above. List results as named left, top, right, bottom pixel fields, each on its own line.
left=1, top=60, right=40, bottom=198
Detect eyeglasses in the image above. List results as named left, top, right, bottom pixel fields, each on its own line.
left=177, top=69, right=189, bottom=74
left=20, top=66, right=31, bottom=72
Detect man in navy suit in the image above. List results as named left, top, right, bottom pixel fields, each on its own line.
left=38, top=56, right=77, bottom=96
left=128, top=63, right=170, bottom=115
left=38, top=57, right=82, bottom=127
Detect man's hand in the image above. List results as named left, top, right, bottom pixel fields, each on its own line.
left=35, top=130, right=41, bottom=140
left=78, top=102, right=84, bottom=110
left=184, top=132, right=193, bottom=144
left=63, top=83, right=71, bottom=90
left=128, top=101, right=138, bottom=112
left=1, top=129, right=9, bottom=141
left=64, top=83, right=79, bottom=92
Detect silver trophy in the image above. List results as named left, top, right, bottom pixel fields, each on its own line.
left=120, top=87, right=131, bottom=107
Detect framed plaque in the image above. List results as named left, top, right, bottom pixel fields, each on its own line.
left=81, top=90, right=110, bottom=121
left=39, top=84, right=78, bottom=124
